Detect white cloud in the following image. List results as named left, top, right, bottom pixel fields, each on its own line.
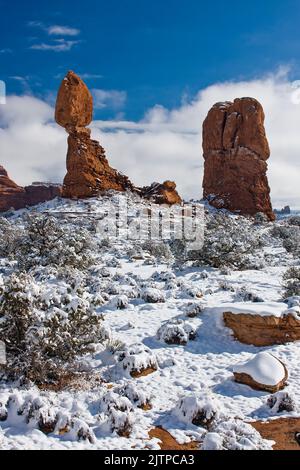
left=1, top=70, right=300, bottom=208
left=47, top=25, right=80, bottom=36
left=92, top=89, right=127, bottom=110
left=28, top=21, right=80, bottom=37
left=30, top=39, right=80, bottom=52
left=0, top=49, right=12, bottom=54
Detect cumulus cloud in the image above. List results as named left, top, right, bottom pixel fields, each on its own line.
left=92, top=89, right=127, bottom=110
left=1, top=70, right=300, bottom=208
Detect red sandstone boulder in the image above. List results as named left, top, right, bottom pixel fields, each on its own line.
left=55, top=71, right=93, bottom=129
left=141, top=181, right=182, bottom=205
left=223, top=312, right=300, bottom=347
left=55, top=71, right=134, bottom=199
left=233, top=352, right=288, bottom=393
left=202, top=98, right=275, bottom=221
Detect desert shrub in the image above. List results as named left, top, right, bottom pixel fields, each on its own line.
left=0, top=272, right=108, bottom=384
left=176, top=391, right=221, bottom=429
left=16, top=214, right=96, bottom=271
left=115, top=343, right=158, bottom=378
left=190, top=214, right=264, bottom=270
left=234, top=286, right=264, bottom=302
left=142, top=287, right=166, bottom=303
left=272, top=224, right=300, bottom=256
left=142, top=241, right=173, bottom=262
left=0, top=217, right=23, bottom=258
left=184, top=302, right=205, bottom=318
left=288, top=216, right=300, bottom=227
left=282, top=267, right=300, bottom=297
left=157, top=319, right=196, bottom=345
left=100, top=391, right=134, bottom=437
left=202, top=419, right=273, bottom=450
left=115, top=383, right=152, bottom=410
left=267, top=391, right=296, bottom=414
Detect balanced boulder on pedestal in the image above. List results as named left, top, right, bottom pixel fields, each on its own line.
left=55, top=71, right=133, bottom=199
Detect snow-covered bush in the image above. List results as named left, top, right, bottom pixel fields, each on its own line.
left=112, top=295, right=129, bottom=309
left=0, top=217, right=23, bottom=258
left=142, top=241, right=173, bottom=262
left=16, top=214, right=96, bottom=271
left=234, top=286, right=264, bottom=303
left=100, top=391, right=134, bottom=437
left=282, top=267, right=300, bottom=297
left=202, top=419, right=273, bottom=450
left=191, top=214, right=264, bottom=270
left=288, top=216, right=300, bottom=227
left=142, top=287, right=166, bottom=303
left=115, top=383, right=152, bottom=410
left=184, top=302, right=205, bottom=318
left=176, top=391, right=221, bottom=429
left=0, top=272, right=108, bottom=383
left=272, top=224, right=300, bottom=256
left=267, top=391, right=296, bottom=414
left=116, top=343, right=158, bottom=378
left=7, top=392, right=95, bottom=442
left=180, top=282, right=203, bottom=299
left=157, top=319, right=196, bottom=345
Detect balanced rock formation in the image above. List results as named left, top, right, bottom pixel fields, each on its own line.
left=55, top=71, right=133, bottom=199
left=140, top=181, right=182, bottom=205
left=233, top=352, right=288, bottom=393
left=0, top=166, right=61, bottom=213
left=202, top=98, right=275, bottom=221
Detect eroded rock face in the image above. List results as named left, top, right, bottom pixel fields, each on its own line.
left=55, top=71, right=134, bottom=199
left=140, top=181, right=182, bottom=205
left=223, top=312, right=300, bottom=346
left=202, top=98, right=274, bottom=221
left=0, top=166, right=61, bottom=212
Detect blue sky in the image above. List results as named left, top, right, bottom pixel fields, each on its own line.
left=1, top=0, right=300, bottom=120
left=1, top=0, right=300, bottom=207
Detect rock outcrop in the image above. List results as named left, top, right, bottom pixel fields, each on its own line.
left=223, top=312, right=300, bottom=346
left=55, top=71, right=133, bottom=199
left=202, top=98, right=275, bottom=221
left=233, top=352, right=288, bottom=393
left=0, top=166, right=61, bottom=213
left=140, top=181, right=182, bottom=205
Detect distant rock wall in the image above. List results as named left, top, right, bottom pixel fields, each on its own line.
left=0, top=165, right=61, bottom=213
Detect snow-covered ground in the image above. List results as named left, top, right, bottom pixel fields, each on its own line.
left=0, top=193, right=299, bottom=450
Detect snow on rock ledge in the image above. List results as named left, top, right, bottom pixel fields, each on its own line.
left=233, top=352, right=288, bottom=393
left=210, top=302, right=300, bottom=346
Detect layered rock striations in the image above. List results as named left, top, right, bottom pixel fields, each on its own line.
left=202, top=98, right=274, bottom=220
